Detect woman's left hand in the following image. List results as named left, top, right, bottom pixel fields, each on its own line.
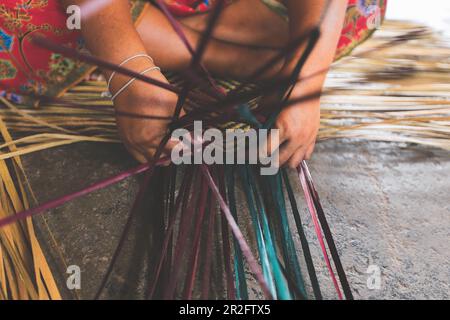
left=257, top=0, right=348, bottom=170
left=261, top=93, right=321, bottom=169
left=275, top=98, right=320, bottom=168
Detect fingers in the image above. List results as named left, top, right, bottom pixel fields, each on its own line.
left=305, top=142, right=315, bottom=160
left=259, top=127, right=287, bottom=160
left=260, top=124, right=316, bottom=168
left=127, top=136, right=178, bottom=165
left=285, top=140, right=316, bottom=168
left=125, top=144, right=148, bottom=164
left=126, top=119, right=317, bottom=168
left=164, top=138, right=181, bottom=155
left=278, top=140, right=301, bottom=166
left=286, top=146, right=307, bottom=169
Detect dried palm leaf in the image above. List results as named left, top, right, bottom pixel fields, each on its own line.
left=0, top=114, right=61, bottom=299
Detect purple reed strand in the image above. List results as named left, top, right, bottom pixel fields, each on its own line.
left=156, top=166, right=177, bottom=295
left=155, top=0, right=226, bottom=97
left=170, top=83, right=288, bottom=127
left=29, top=32, right=329, bottom=117
left=146, top=14, right=208, bottom=294
left=162, top=170, right=203, bottom=299
left=231, top=28, right=320, bottom=94
left=182, top=229, right=202, bottom=299
left=94, top=182, right=155, bottom=300
left=32, top=36, right=214, bottom=105
left=174, top=80, right=325, bottom=131
left=173, top=90, right=322, bottom=131
left=147, top=167, right=195, bottom=298
left=173, top=65, right=313, bottom=124
left=182, top=174, right=209, bottom=299
left=276, top=29, right=321, bottom=102
left=165, top=1, right=227, bottom=139
left=182, top=1, right=332, bottom=122
left=200, top=164, right=274, bottom=300
left=31, top=36, right=179, bottom=95
left=188, top=0, right=228, bottom=96
left=189, top=0, right=226, bottom=68
left=0, top=160, right=168, bottom=229
left=172, top=81, right=194, bottom=123
left=151, top=173, right=193, bottom=298
left=155, top=0, right=195, bottom=55
left=182, top=231, right=202, bottom=299
left=200, top=189, right=216, bottom=299
left=189, top=1, right=227, bottom=96
left=94, top=132, right=173, bottom=299
left=140, top=0, right=223, bottom=99
left=177, top=69, right=224, bottom=100
left=297, top=164, right=343, bottom=300
left=164, top=1, right=229, bottom=121
left=300, top=161, right=353, bottom=300
left=217, top=166, right=236, bottom=299
left=269, top=0, right=332, bottom=109
left=168, top=28, right=321, bottom=123
left=172, top=64, right=331, bottom=129
left=262, top=28, right=321, bottom=129
left=226, top=0, right=330, bottom=97
left=185, top=11, right=321, bottom=101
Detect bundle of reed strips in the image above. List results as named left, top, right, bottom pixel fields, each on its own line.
left=0, top=20, right=448, bottom=299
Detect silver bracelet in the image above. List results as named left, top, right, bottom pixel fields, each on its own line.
left=107, top=53, right=154, bottom=91
left=111, top=66, right=161, bottom=101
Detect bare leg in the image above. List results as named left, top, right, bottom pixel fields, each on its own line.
left=135, top=0, right=289, bottom=79
left=177, top=0, right=289, bottom=47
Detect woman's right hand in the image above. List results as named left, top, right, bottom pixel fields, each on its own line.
left=112, top=68, right=182, bottom=163
left=61, top=0, right=182, bottom=163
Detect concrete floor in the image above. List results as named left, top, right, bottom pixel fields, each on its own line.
left=22, top=140, right=450, bottom=300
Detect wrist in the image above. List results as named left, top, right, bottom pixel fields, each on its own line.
left=108, top=55, right=156, bottom=95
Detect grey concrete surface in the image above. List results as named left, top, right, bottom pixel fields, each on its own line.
left=22, top=140, right=450, bottom=300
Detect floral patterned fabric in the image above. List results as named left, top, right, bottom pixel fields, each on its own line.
left=0, top=0, right=146, bottom=103
left=163, top=0, right=221, bottom=16
left=337, top=0, right=387, bottom=59
left=0, top=0, right=387, bottom=103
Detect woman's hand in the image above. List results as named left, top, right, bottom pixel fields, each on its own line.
left=258, top=0, right=347, bottom=170
left=113, top=69, right=181, bottom=163
left=273, top=97, right=320, bottom=168
left=261, top=89, right=320, bottom=169
left=60, top=1, right=182, bottom=162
